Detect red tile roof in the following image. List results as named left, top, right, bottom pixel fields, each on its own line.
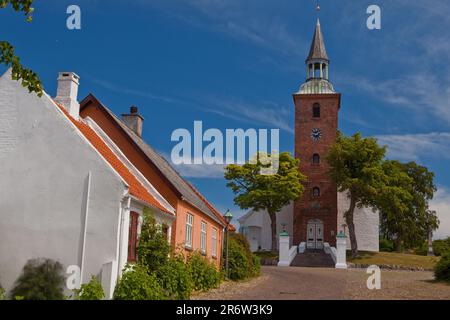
left=55, top=103, right=173, bottom=216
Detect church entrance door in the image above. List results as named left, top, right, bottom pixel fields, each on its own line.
left=306, top=219, right=324, bottom=249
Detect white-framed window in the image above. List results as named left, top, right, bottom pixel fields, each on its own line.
left=212, top=228, right=217, bottom=258
left=185, top=213, right=194, bottom=248
left=200, top=221, right=207, bottom=254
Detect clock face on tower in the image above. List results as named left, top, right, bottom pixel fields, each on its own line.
left=311, top=128, right=322, bottom=142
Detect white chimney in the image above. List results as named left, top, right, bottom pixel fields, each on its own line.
left=54, top=72, right=80, bottom=119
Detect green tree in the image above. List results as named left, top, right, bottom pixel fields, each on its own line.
left=0, top=0, right=43, bottom=96
left=10, top=258, right=65, bottom=300
left=379, top=161, right=438, bottom=250
left=137, top=208, right=170, bottom=273
left=224, top=152, right=306, bottom=251
left=327, top=133, right=387, bottom=258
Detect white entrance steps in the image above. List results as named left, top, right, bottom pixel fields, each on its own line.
left=277, top=233, right=348, bottom=268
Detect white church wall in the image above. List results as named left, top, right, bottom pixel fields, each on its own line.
left=337, top=192, right=380, bottom=252
left=239, top=203, right=293, bottom=251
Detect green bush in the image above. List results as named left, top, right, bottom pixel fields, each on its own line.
left=414, top=241, right=428, bottom=256
left=157, top=256, right=192, bottom=300
left=0, top=284, right=5, bottom=300
left=114, top=265, right=165, bottom=300
left=74, top=276, right=105, bottom=300
left=224, top=232, right=260, bottom=281
left=434, top=253, right=450, bottom=282
left=137, top=209, right=170, bottom=272
left=10, top=258, right=65, bottom=300
left=433, top=239, right=450, bottom=257
left=227, top=237, right=251, bottom=280
left=251, top=255, right=261, bottom=277
left=379, top=238, right=395, bottom=252
left=187, top=251, right=221, bottom=291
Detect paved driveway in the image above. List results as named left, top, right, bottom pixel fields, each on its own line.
left=192, top=266, right=450, bottom=300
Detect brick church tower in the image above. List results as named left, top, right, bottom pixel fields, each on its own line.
left=293, top=19, right=341, bottom=248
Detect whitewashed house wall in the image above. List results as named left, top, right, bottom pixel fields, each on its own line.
left=0, top=70, right=130, bottom=297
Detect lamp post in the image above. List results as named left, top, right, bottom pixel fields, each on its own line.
left=224, top=209, right=233, bottom=279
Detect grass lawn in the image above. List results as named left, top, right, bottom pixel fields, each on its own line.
left=253, top=251, right=278, bottom=260
left=348, top=251, right=441, bottom=270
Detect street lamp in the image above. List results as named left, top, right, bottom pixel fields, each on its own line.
left=223, top=209, right=233, bottom=279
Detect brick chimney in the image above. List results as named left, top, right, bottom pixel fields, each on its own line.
left=122, top=106, right=144, bottom=137
left=54, top=72, right=80, bottom=119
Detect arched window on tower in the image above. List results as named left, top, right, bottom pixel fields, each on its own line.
left=313, top=103, right=321, bottom=118
left=312, top=153, right=320, bottom=164
left=312, top=187, right=321, bottom=198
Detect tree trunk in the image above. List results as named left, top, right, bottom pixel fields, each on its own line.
left=345, top=196, right=359, bottom=258
left=269, top=212, right=277, bottom=252
left=395, top=237, right=402, bottom=252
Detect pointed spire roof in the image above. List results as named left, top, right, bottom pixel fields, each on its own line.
left=306, top=19, right=329, bottom=62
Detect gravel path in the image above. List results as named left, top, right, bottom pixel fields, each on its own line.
left=192, top=266, right=450, bottom=300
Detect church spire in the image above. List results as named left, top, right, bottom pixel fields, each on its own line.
left=297, top=15, right=335, bottom=94
left=306, top=19, right=329, bottom=63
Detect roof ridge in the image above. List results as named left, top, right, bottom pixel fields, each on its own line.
left=186, top=181, right=235, bottom=231
left=53, top=101, right=173, bottom=216
left=80, top=95, right=225, bottom=227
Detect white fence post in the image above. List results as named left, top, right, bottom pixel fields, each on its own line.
left=335, top=231, right=348, bottom=269
left=278, top=232, right=298, bottom=267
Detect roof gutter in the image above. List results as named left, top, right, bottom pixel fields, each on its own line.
left=129, top=195, right=176, bottom=220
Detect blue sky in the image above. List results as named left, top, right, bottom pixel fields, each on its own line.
left=1, top=0, right=449, bottom=238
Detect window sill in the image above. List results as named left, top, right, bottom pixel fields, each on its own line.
left=212, top=255, right=217, bottom=260
left=185, top=245, right=193, bottom=252
left=201, top=251, right=207, bottom=256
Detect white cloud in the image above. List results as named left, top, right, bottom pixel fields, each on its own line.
left=431, top=188, right=450, bottom=240
left=89, top=78, right=180, bottom=104
left=340, top=74, right=450, bottom=126
left=157, top=0, right=306, bottom=60
left=172, top=163, right=225, bottom=178
left=203, top=98, right=294, bottom=133
left=376, top=132, right=450, bottom=162
left=160, top=152, right=225, bottom=178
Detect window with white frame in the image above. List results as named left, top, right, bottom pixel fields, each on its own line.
left=200, top=221, right=207, bottom=254
left=185, top=213, right=194, bottom=248
left=212, top=228, right=217, bottom=258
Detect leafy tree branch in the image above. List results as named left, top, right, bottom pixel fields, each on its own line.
left=0, top=0, right=43, bottom=96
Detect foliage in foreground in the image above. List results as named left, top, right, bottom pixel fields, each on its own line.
left=156, top=255, right=192, bottom=300
left=74, top=276, right=105, bottom=300
left=10, top=258, right=65, bottom=300
left=434, top=253, right=450, bottom=282
left=0, top=283, right=5, bottom=300
left=225, top=233, right=261, bottom=280
left=187, top=251, right=221, bottom=292
left=0, top=1, right=43, bottom=96
left=137, top=209, right=170, bottom=273
left=113, top=264, right=165, bottom=300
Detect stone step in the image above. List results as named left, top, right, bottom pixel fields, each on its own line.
left=290, top=250, right=335, bottom=268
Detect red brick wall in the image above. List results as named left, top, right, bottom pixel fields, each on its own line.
left=293, top=93, right=341, bottom=247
